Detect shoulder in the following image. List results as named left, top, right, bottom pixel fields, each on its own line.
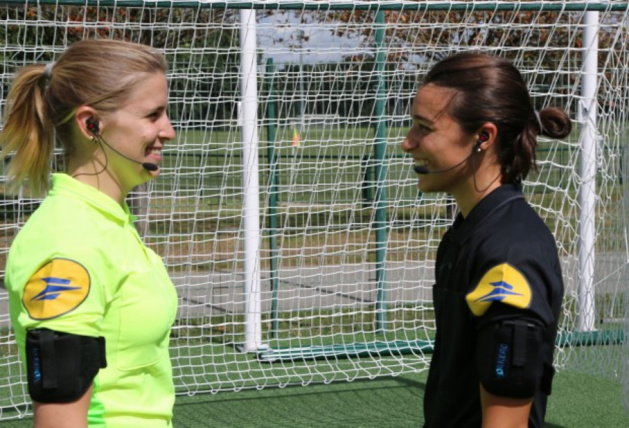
left=465, top=198, right=563, bottom=321
left=7, top=195, right=125, bottom=302
left=474, top=198, right=560, bottom=282
left=17, top=189, right=124, bottom=249
left=479, top=197, right=556, bottom=255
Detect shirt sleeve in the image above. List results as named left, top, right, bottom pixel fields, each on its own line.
left=15, top=256, right=108, bottom=338
left=465, top=236, right=562, bottom=327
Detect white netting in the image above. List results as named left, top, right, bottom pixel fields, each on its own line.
left=0, top=0, right=628, bottom=420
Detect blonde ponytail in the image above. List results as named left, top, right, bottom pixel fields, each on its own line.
left=0, top=64, right=55, bottom=196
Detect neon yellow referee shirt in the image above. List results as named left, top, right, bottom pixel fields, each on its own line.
left=6, top=173, right=178, bottom=427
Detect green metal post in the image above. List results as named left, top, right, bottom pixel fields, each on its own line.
left=265, top=58, right=280, bottom=338
left=361, top=154, right=374, bottom=207
left=374, top=10, right=388, bottom=334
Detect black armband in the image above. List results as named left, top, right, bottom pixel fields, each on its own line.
left=26, top=328, right=107, bottom=403
left=476, top=318, right=544, bottom=399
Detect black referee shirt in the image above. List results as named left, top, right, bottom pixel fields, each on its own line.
left=423, top=184, right=563, bottom=428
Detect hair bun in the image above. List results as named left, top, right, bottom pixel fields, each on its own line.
left=538, top=107, right=572, bottom=139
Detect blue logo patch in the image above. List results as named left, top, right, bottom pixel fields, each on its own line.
left=474, top=281, right=523, bottom=303
left=30, top=277, right=81, bottom=301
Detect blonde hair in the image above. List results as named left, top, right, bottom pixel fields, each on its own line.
left=0, top=39, right=168, bottom=196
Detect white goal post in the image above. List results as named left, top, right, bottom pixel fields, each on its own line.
left=1, top=0, right=628, bottom=420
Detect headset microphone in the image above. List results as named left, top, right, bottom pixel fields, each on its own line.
left=85, top=117, right=159, bottom=172
left=413, top=133, right=486, bottom=175
left=414, top=153, right=474, bottom=175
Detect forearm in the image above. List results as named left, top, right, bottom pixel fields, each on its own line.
left=33, top=385, right=92, bottom=428
left=480, top=384, right=532, bottom=428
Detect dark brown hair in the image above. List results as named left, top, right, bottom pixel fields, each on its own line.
left=423, top=52, right=572, bottom=184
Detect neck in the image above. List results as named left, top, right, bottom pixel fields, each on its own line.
left=452, top=166, right=502, bottom=218
left=68, top=161, right=128, bottom=206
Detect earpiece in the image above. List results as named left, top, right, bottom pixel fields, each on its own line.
left=477, top=131, right=489, bottom=143
left=475, top=131, right=489, bottom=153
left=86, top=117, right=100, bottom=136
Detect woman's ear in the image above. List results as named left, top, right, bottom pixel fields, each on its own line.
left=476, top=122, right=498, bottom=152
left=75, top=106, right=99, bottom=140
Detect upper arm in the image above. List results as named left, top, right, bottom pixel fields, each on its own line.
left=467, top=261, right=552, bottom=423
left=33, top=385, right=93, bottom=428
left=480, top=384, right=532, bottom=428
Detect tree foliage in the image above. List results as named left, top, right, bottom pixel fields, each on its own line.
left=0, top=3, right=625, bottom=124
left=0, top=4, right=241, bottom=124
left=308, top=6, right=625, bottom=116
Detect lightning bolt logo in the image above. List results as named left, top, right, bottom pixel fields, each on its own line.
left=473, top=281, right=524, bottom=303
left=29, top=277, right=82, bottom=301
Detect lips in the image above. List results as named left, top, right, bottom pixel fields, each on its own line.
left=414, top=158, right=429, bottom=169
left=145, top=146, right=163, bottom=161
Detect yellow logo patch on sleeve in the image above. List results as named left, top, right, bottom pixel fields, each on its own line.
left=465, top=263, right=532, bottom=316
left=22, top=258, right=91, bottom=320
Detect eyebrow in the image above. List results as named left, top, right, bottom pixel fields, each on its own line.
left=411, top=114, right=434, bottom=125
left=140, top=105, right=167, bottom=117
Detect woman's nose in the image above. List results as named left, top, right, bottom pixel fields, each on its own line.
left=401, top=132, right=418, bottom=153
left=160, top=117, right=176, bottom=141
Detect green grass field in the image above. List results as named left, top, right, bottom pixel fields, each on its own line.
left=169, top=369, right=629, bottom=428
left=2, top=367, right=628, bottom=427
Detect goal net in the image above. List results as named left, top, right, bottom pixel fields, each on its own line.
left=1, top=0, right=628, bottom=420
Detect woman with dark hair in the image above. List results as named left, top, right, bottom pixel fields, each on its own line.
left=401, top=52, right=571, bottom=427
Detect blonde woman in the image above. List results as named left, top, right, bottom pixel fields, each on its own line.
left=2, top=39, right=177, bottom=427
